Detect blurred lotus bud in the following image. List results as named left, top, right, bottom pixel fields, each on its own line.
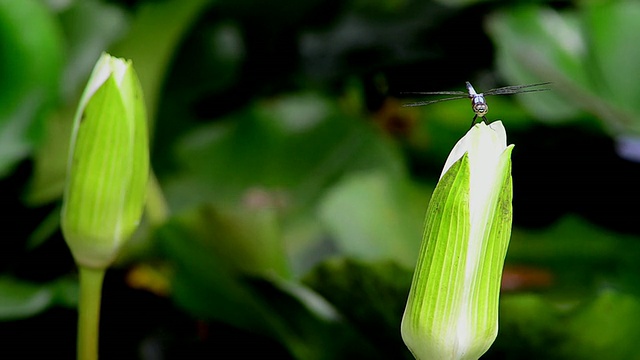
left=61, top=53, right=149, bottom=269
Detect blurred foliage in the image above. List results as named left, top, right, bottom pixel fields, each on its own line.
left=0, top=0, right=63, bottom=177
left=0, top=275, right=77, bottom=320
left=3, top=0, right=640, bottom=358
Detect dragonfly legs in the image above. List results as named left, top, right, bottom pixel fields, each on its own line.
left=470, top=115, right=489, bottom=128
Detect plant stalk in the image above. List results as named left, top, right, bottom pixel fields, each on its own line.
left=77, top=266, right=106, bottom=360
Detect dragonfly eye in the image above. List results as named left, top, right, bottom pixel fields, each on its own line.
left=473, top=103, right=488, bottom=115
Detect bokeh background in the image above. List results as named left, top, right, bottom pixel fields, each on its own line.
left=2, top=0, right=640, bottom=358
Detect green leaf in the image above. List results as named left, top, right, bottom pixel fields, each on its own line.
left=111, top=0, right=214, bottom=129
left=0, top=276, right=78, bottom=320
left=562, top=290, right=640, bottom=360
left=584, top=2, right=640, bottom=114
left=158, top=216, right=269, bottom=331
left=0, top=0, right=64, bottom=177
left=487, top=6, right=585, bottom=121
left=508, top=216, right=640, bottom=293
left=157, top=216, right=373, bottom=359
left=165, top=203, right=291, bottom=278
left=318, top=170, right=431, bottom=268
left=487, top=4, right=640, bottom=132
left=303, top=258, right=415, bottom=359
left=167, top=92, right=404, bottom=210
left=491, top=294, right=562, bottom=359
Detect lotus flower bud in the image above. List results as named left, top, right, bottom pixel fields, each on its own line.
left=401, top=121, right=514, bottom=360
left=61, top=53, right=149, bottom=269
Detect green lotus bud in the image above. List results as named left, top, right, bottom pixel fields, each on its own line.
left=61, top=53, right=149, bottom=270
left=401, top=121, right=514, bottom=360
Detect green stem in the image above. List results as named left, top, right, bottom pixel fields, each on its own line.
left=77, top=266, right=106, bottom=360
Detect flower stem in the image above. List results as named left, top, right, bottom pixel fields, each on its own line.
left=77, top=266, right=106, bottom=360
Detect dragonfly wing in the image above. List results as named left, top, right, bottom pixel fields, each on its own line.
left=403, top=95, right=468, bottom=107
left=401, top=91, right=467, bottom=95
left=483, top=82, right=551, bottom=95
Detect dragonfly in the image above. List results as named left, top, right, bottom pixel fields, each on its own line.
left=402, top=81, right=551, bottom=126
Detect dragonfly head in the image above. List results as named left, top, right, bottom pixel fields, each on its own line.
left=473, top=102, right=488, bottom=116
left=471, top=95, right=489, bottom=116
